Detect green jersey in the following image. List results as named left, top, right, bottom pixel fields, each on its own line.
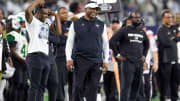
left=7, top=31, right=28, bottom=59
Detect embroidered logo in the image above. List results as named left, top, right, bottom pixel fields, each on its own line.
left=96, top=24, right=100, bottom=28
left=173, top=30, right=176, bottom=33
left=81, top=23, right=85, bottom=26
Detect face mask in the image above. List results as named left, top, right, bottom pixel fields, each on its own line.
left=132, top=21, right=141, bottom=27
left=20, top=28, right=26, bottom=36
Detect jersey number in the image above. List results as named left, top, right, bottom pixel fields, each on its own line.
left=21, top=44, right=26, bottom=58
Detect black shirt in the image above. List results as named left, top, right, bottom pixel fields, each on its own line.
left=56, top=21, right=72, bottom=58
left=157, top=25, right=180, bottom=63
left=110, top=26, right=149, bottom=62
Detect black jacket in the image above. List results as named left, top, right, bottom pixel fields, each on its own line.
left=157, top=25, right=180, bottom=63
left=110, top=26, right=149, bottom=62
left=72, top=17, right=105, bottom=63
left=56, top=21, right=72, bottom=58
left=1, top=38, right=11, bottom=72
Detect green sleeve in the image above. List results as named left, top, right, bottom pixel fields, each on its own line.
left=7, top=34, right=16, bottom=43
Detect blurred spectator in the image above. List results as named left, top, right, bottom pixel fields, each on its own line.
left=45, top=0, right=57, bottom=11
left=143, top=1, right=156, bottom=26
left=0, top=0, right=7, bottom=17
left=69, top=2, right=83, bottom=15
left=168, top=0, right=180, bottom=14
left=0, top=9, right=4, bottom=21
left=7, top=0, right=22, bottom=15
left=23, top=0, right=32, bottom=11
left=57, top=0, right=72, bottom=10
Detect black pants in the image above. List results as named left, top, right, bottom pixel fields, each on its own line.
left=6, top=59, right=28, bottom=101
left=103, top=71, right=118, bottom=101
left=73, top=56, right=102, bottom=101
left=55, top=57, right=68, bottom=101
left=157, top=63, right=179, bottom=101
left=137, top=73, right=152, bottom=101
left=68, top=71, right=73, bottom=101
left=120, top=60, right=143, bottom=101
left=47, top=58, right=59, bottom=101
left=26, top=53, right=50, bottom=101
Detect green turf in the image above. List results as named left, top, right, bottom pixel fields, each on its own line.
left=152, top=98, right=160, bottom=101
left=43, top=96, right=161, bottom=101
left=44, top=96, right=48, bottom=101
left=44, top=92, right=48, bottom=101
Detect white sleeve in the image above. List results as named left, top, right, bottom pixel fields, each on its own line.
left=150, top=36, right=158, bottom=52
left=65, top=22, right=75, bottom=61
left=25, top=16, right=38, bottom=27
left=102, top=25, right=109, bottom=63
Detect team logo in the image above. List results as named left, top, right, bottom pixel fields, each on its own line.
left=168, top=32, right=170, bottom=35
left=173, top=30, right=176, bottom=33
left=135, top=36, right=138, bottom=40
left=81, top=23, right=85, bottom=26
left=38, top=24, right=49, bottom=39
left=96, top=24, right=100, bottom=28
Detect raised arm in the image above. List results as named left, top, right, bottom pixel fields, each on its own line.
left=25, top=0, right=45, bottom=24
left=48, top=10, right=62, bottom=35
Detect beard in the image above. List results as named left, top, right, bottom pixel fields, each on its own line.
left=88, top=12, right=97, bottom=19
left=132, top=21, right=141, bottom=27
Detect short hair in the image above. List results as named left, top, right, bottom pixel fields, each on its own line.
left=128, top=11, right=140, bottom=19
left=58, top=7, right=67, bottom=12
left=161, top=9, right=171, bottom=18
left=34, top=6, right=48, bottom=14
left=121, top=17, right=131, bottom=27
left=111, top=17, right=119, bottom=24
left=70, top=2, right=79, bottom=13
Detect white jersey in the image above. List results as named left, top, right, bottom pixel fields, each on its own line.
left=7, top=31, right=28, bottom=59
left=107, top=29, right=114, bottom=72
left=144, top=30, right=158, bottom=74
left=108, top=51, right=114, bottom=72
left=25, top=16, right=51, bottom=55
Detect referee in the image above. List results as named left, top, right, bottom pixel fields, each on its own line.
left=110, top=11, right=149, bottom=101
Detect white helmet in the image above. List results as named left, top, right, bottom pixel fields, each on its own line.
left=8, top=15, right=21, bottom=30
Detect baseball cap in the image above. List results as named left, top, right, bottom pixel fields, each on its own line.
left=85, top=2, right=99, bottom=9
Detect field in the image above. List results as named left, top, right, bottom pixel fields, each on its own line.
left=43, top=92, right=161, bottom=101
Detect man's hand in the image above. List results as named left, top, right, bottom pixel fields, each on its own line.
left=116, top=56, right=126, bottom=61
left=177, top=32, right=180, bottom=37
left=48, top=10, right=57, bottom=17
left=142, top=56, right=146, bottom=63
left=36, top=0, right=45, bottom=6
left=67, top=60, right=74, bottom=72
left=102, top=63, right=108, bottom=72
left=64, top=32, right=68, bottom=37
left=7, top=57, right=13, bottom=67
left=152, top=63, right=158, bottom=72
left=170, top=36, right=175, bottom=40
left=143, top=62, right=148, bottom=71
